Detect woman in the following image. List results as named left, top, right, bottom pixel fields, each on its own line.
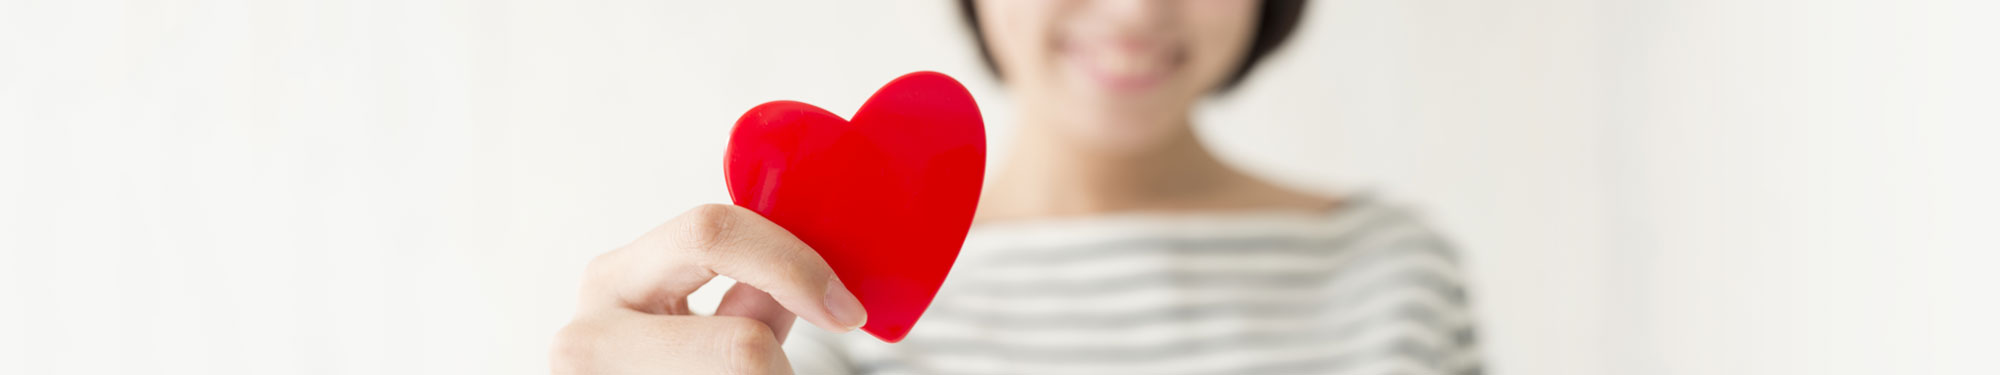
left=552, top=0, right=1479, bottom=374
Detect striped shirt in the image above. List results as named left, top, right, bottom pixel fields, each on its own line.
left=784, top=195, right=1481, bottom=375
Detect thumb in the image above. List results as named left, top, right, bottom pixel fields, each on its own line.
left=715, top=282, right=799, bottom=343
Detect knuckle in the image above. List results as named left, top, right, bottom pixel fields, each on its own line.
left=582, top=248, right=619, bottom=277
left=674, top=204, right=742, bottom=253
left=548, top=320, right=603, bottom=374
left=713, top=317, right=782, bottom=373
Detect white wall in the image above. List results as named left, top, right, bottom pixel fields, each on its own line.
left=1, top=1, right=1992, bottom=374
left=1600, top=0, right=2000, bottom=373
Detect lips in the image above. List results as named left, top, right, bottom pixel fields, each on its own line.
left=1062, top=38, right=1183, bottom=92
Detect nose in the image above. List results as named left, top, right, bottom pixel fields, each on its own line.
left=1086, top=0, right=1171, bottom=36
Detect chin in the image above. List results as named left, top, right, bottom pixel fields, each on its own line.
left=1060, top=111, right=1182, bottom=153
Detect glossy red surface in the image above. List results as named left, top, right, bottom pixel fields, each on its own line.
left=724, top=71, right=985, bottom=343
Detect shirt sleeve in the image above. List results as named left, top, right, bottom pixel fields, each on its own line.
left=1381, top=204, right=1483, bottom=375
left=1430, top=232, right=1484, bottom=375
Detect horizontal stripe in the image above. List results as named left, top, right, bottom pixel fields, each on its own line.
left=926, top=252, right=1466, bottom=323
left=956, top=222, right=1436, bottom=284
left=958, top=198, right=1391, bottom=255
left=921, top=266, right=1465, bottom=331
left=1437, top=348, right=1486, bottom=375
left=912, top=274, right=1473, bottom=350
left=789, top=199, right=1481, bottom=375
left=971, top=208, right=1411, bottom=266
left=908, top=300, right=1470, bottom=361
left=1179, top=336, right=1466, bottom=375
left=856, top=334, right=1471, bottom=375
left=947, top=234, right=1455, bottom=299
left=844, top=263, right=1477, bottom=372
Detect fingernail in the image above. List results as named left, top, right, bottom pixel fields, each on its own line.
left=823, top=277, right=867, bottom=331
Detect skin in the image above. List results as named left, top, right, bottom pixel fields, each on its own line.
left=552, top=1, right=1330, bottom=373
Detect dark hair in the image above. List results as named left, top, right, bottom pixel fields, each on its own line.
left=955, top=0, right=1307, bottom=92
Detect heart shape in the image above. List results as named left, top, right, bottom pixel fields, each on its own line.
left=724, top=71, right=985, bottom=343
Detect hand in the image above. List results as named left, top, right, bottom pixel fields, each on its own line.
left=551, top=204, right=867, bottom=374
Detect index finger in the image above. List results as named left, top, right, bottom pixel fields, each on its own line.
left=580, top=204, right=867, bottom=333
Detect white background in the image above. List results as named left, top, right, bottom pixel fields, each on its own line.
left=2, top=0, right=1995, bottom=374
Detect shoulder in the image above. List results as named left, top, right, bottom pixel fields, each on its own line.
left=1313, top=194, right=1464, bottom=267
left=1321, top=194, right=1447, bottom=239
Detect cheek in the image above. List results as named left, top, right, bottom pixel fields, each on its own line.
left=1178, top=1, right=1260, bottom=85
left=976, top=0, right=1063, bottom=86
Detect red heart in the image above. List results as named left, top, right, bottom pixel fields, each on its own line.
left=724, top=71, right=985, bottom=343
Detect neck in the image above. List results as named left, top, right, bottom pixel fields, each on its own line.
left=978, top=113, right=1277, bottom=221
